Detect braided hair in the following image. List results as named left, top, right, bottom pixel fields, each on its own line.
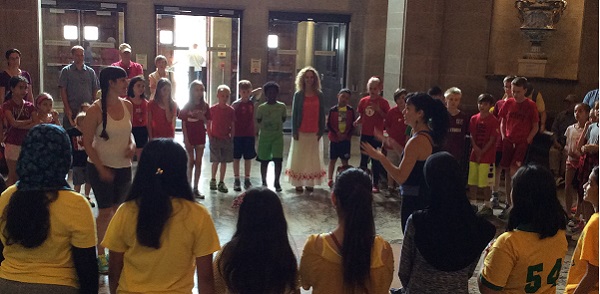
left=98, top=66, right=127, bottom=140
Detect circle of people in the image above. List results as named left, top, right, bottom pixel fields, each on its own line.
left=0, top=44, right=597, bottom=294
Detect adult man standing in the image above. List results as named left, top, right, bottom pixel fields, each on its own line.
left=59, top=45, right=99, bottom=128
left=188, top=43, right=205, bottom=84
left=111, top=43, right=143, bottom=80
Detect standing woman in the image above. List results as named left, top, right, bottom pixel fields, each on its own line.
left=285, top=66, right=326, bottom=192
left=82, top=66, right=135, bottom=274
left=362, top=92, right=448, bottom=231
left=0, top=49, right=33, bottom=103
left=0, top=124, right=98, bottom=294
left=148, top=55, right=175, bottom=100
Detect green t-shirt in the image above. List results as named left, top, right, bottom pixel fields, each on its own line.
left=256, top=101, right=287, bottom=133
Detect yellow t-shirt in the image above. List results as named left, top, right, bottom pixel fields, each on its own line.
left=338, top=106, right=348, bottom=134
left=480, top=228, right=568, bottom=293
left=564, top=213, right=599, bottom=294
left=0, top=185, right=97, bottom=288
left=299, top=234, right=394, bottom=294
left=102, top=198, right=220, bottom=294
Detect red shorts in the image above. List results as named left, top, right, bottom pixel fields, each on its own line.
left=500, top=140, right=529, bottom=169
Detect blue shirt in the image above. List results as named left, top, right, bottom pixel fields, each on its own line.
left=58, top=63, right=99, bottom=111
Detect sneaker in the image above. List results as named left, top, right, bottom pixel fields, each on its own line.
left=295, top=186, right=304, bottom=192
left=305, top=186, right=314, bottom=192
left=217, top=181, right=228, bottom=193
left=477, top=206, right=494, bottom=217
left=569, top=221, right=585, bottom=234
left=327, top=179, right=334, bottom=188
left=86, top=196, right=96, bottom=208
left=209, top=179, right=217, bottom=190
left=499, top=206, right=510, bottom=220
left=490, top=192, right=501, bottom=209
left=233, top=178, right=242, bottom=192
left=274, top=182, right=282, bottom=192
left=193, top=188, right=205, bottom=200
left=244, top=178, right=252, bottom=190
left=98, top=254, right=109, bottom=275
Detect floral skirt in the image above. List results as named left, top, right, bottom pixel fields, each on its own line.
left=285, top=132, right=326, bottom=187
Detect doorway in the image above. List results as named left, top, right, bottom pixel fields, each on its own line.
left=267, top=12, right=350, bottom=110
left=155, top=6, right=241, bottom=107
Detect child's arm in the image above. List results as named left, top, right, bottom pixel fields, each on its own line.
left=526, top=120, right=539, bottom=144
left=182, top=122, right=189, bottom=146
left=353, top=115, right=362, bottom=126
left=573, top=262, right=599, bottom=294
left=479, top=135, right=497, bottom=163
left=147, top=108, right=153, bottom=139
left=577, top=120, right=592, bottom=150
left=52, top=110, right=61, bottom=126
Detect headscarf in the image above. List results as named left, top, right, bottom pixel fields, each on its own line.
left=16, top=124, right=72, bottom=191
left=411, top=152, right=495, bottom=272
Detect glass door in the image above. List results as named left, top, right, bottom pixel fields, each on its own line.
left=267, top=12, right=350, bottom=109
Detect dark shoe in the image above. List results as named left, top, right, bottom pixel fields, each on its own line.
left=209, top=179, right=217, bottom=190
left=274, top=182, right=282, bottom=192
left=193, top=188, right=205, bottom=200
left=217, top=181, right=228, bottom=193
left=233, top=178, right=241, bottom=192
left=244, top=178, right=252, bottom=189
left=305, top=186, right=314, bottom=192
left=295, top=186, right=304, bottom=192
left=86, top=196, right=96, bottom=208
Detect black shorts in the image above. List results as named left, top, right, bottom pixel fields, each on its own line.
left=495, top=150, right=502, bottom=166
left=87, top=162, right=131, bottom=209
left=233, top=136, right=257, bottom=160
left=329, top=140, right=351, bottom=160
left=132, top=126, right=149, bottom=148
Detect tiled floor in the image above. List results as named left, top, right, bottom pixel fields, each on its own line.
left=94, top=133, right=575, bottom=293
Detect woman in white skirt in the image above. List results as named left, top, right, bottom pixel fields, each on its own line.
left=286, top=66, right=326, bottom=192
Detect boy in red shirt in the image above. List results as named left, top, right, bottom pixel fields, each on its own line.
left=468, top=94, right=499, bottom=217
left=491, top=75, right=515, bottom=208
left=444, top=87, right=469, bottom=185
left=208, top=85, right=235, bottom=193
left=384, top=88, right=407, bottom=195
left=498, top=77, right=539, bottom=217
left=354, top=77, right=390, bottom=193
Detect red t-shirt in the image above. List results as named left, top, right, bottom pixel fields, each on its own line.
left=493, top=99, right=506, bottom=151
left=358, top=96, right=390, bottom=136
left=444, top=111, right=469, bottom=162
left=384, top=106, right=407, bottom=147
left=299, top=95, right=320, bottom=133
left=498, top=98, right=539, bottom=144
left=231, top=99, right=255, bottom=137
left=128, top=98, right=148, bottom=127
left=111, top=60, right=144, bottom=79
left=209, top=104, right=235, bottom=139
left=148, top=100, right=175, bottom=138
left=3, top=99, right=35, bottom=145
left=179, top=103, right=210, bottom=145
left=469, top=113, right=500, bottom=164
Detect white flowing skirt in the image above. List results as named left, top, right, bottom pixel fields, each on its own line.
left=285, top=132, right=326, bottom=187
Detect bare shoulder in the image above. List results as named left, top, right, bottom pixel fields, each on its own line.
left=405, top=134, right=433, bottom=158
left=121, top=98, right=133, bottom=112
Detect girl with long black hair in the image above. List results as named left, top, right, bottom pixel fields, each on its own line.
left=102, top=139, right=220, bottom=293
left=299, top=168, right=394, bottom=293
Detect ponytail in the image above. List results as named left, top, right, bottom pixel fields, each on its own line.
left=406, top=92, right=449, bottom=147
left=100, top=89, right=109, bottom=140
left=3, top=191, right=57, bottom=248
left=333, top=168, right=375, bottom=291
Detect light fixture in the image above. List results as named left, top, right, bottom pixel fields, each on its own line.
left=63, top=25, right=78, bottom=40
left=159, top=30, right=173, bottom=44
left=267, top=34, right=278, bottom=49
left=84, top=26, right=99, bottom=41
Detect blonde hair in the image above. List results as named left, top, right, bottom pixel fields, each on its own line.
left=444, top=87, right=462, bottom=98
left=154, top=55, right=167, bottom=64
left=295, top=66, right=321, bottom=93
left=217, top=84, right=231, bottom=94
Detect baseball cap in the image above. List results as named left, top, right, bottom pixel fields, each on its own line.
left=119, top=43, right=132, bottom=53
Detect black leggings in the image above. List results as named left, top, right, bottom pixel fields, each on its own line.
left=400, top=194, right=428, bottom=233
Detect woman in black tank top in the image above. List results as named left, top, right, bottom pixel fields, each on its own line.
left=361, top=92, right=449, bottom=232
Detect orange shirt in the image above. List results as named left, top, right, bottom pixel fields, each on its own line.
left=299, top=95, right=319, bottom=133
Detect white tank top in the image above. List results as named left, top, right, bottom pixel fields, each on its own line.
left=89, top=99, right=132, bottom=168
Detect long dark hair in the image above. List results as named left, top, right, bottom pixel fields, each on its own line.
left=406, top=92, right=449, bottom=146
left=508, top=164, right=567, bottom=239
left=126, top=139, right=193, bottom=249
left=218, top=187, right=297, bottom=294
left=333, top=168, right=375, bottom=291
left=127, top=75, right=146, bottom=99
left=98, top=66, right=127, bottom=140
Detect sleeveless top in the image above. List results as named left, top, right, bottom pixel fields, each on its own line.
left=400, top=131, right=436, bottom=197
left=89, top=99, right=132, bottom=168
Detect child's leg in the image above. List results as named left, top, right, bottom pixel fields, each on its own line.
left=84, top=183, right=91, bottom=196
left=341, top=159, right=349, bottom=166
left=219, top=162, right=227, bottom=182
left=467, top=162, right=479, bottom=203
left=74, top=184, right=82, bottom=193
left=260, top=161, right=269, bottom=185
left=359, top=135, right=369, bottom=169
left=193, top=145, right=204, bottom=189
left=482, top=187, right=492, bottom=208
left=328, top=159, right=337, bottom=181
left=565, top=166, right=575, bottom=215
left=185, top=144, right=195, bottom=184
left=244, top=159, right=252, bottom=178
left=211, top=162, right=218, bottom=180
left=274, top=159, right=283, bottom=185
left=233, top=159, right=240, bottom=178
left=468, top=185, right=478, bottom=203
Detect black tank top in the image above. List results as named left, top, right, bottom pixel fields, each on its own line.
left=399, top=131, right=436, bottom=197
